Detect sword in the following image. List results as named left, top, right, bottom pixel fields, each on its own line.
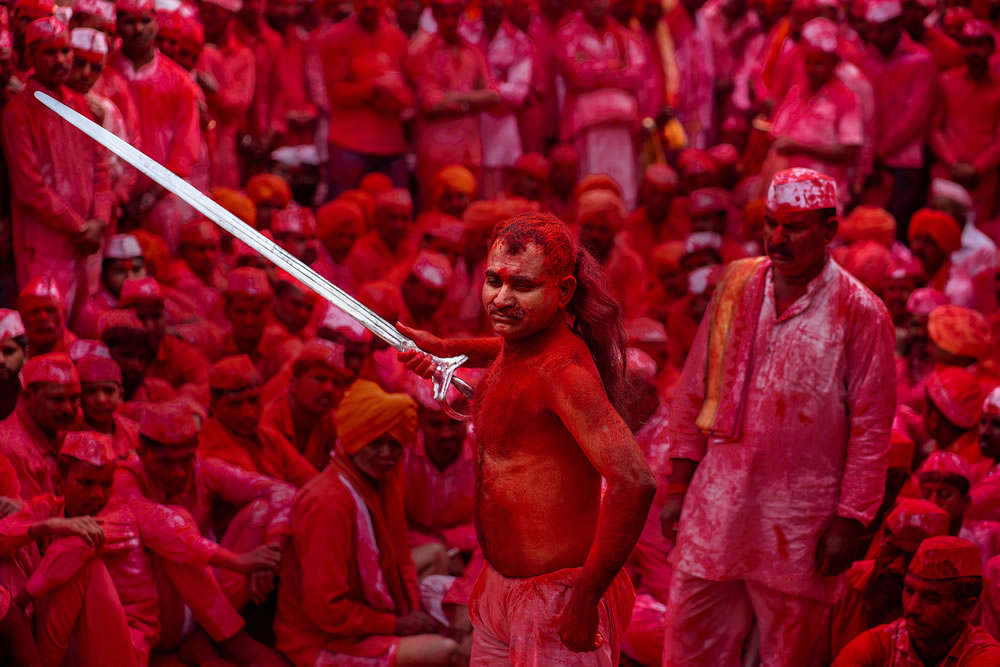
left=35, top=91, right=475, bottom=419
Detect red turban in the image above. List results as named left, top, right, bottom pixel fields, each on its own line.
left=271, top=205, right=317, bottom=236
left=24, top=17, right=65, bottom=47
left=317, top=200, right=365, bottom=242
left=766, top=168, right=838, bottom=213
left=138, top=403, right=199, bottom=446
left=926, top=367, right=984, bottom=430
left=909, top=536, right=982, bottom=579
left=293, top=339, right=350, bottom=377
left=246, top=174, right=292, bottom=207
left=76, top=355, right=122, bottom=384
left=179, top=219, right=221, bottom=246
left=375, top=188, right=413, bottom=214
left=410, top=251, right=453, bottom=289
left=651, top=241, right=686, bottom=274
left=643, top=164, right=679, bottom=191
left=886, top=498, right=950, bottom=539
left=626, top=317, right=668, bottom=345
left=513, top=153, right=550, bottom=182
left=927, top=305, right=991, bottom=360
left=211, top=187, right=257, bottom=229
left=336, top=379, right=416, bottom=455
left=209, top=355, right=259, bottom=391
left=919, top=450, right=973, bottom=483
left=908, top=209, right=962, bottom=255
left=19, top=276, right=63, bottom=311
left=21, top=353, right=79, bottom=389
left=576, top=189, right=626, bottom=228
left=131, top=230, right=169, bottom=280
left=359, top=172, right=394, bottom=195
left=339, top=190, right=375, bottom=226
left=906, top=288, right=949, bottom=315
left=224, top=268, right=273, bottom=300
left=104, top=234, right=143, bottom=260
left=98, top=309, right=144, bottom=338
left=357, top=281, right=401, bottom=325
left=119, top=277, right=164, bottom=308
left=573, top=173, right=623, bottom=201
left=688, top=188, right=729, bottom=216
left=59, top=432, right=116, bottom=468
left=463, top=201, right=509, bottom=232
left=318, top=305, right=372, bottom=344
left=840, top=206, right=896, bottom=247
left=835, top=241, right=893, bottom=295
left=68, top=340, right=111, bottom=362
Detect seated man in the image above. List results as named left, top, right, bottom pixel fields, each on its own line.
left=0, top=354, right=81, bottom=497
left=114, top=403, right=296, bottom=614
left=167, top=219, right=227, bottom=315
left=395, top=250, right=454, bottom=332
left=74, top=233, right=146, bottom=340
left=275, top=380, right=463, bottom=666
left=272, top=270, right=319, bottom=343
left=833, top=536, right=1000, bottom=665
left=18, top=278, right=76, bottom=358
left=260, top=339, right=355, bottom=470
left=919, top=451, right=1000, bottom=568
left=0, top=310, right=27, bottom=421
left=271, top=205, right=317, bottom=264
left=969, top=389, right=1000, bottom=520
left=924, top=366, right=988, bottom=464
left=99, top=309, right=177, bottom=405
left=215, top=267, right=299, bottom=382
left=402, top=380, right=476, bottom=579
left=75, top=353, right=139, bottom=460
left=830, top=498, right=951, bottom=658
left=199, top=355, right=317, bottom=487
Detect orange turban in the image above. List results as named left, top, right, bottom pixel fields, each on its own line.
left=928, top=304, right=991, bottom=360
left=742, top=199, right=767, bottom=238
left=908, top=208, right=962, bottom=255
left=463, top=200, right=509, bottom=232
left=575, top=189, right=626, bottom=228
left=339, top=189, right=375, bottom=227
left=359, top=171, right=394, bottom=195
left=337, top=379, right=417, bottom=454
left=926, top=366, right=984, bottom=429
left=834, top=240, right=892, bottom=294
left=434, top=165, right=477, bottom=199
left=840, top=206, right=896, bottom=247
left=211, top=187, right=257, bottom=229
left=317, top=200, right=366, bottom=242
left=573, top=173, right=623, bottom=202
left=246, top=173, right=292, bottom=207
left=130, top=230, right=169, bottom=280
left=651, top=241, right=686, bottom=273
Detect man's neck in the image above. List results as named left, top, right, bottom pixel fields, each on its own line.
left=772, top=255, right=827, bottom=315
left=426, top=443, right=461, bottom=472
left=968, top=63, right=990, bottom=82
left=912, top=624, right=967, bottom=667
left=288, top=395, right=319, bottom=441
left=87, top=417, right=114, bottom=435
left=484, top=19, right=502, bottom=40
left=125, top=47, right=156, bottom=69
left=502, top=314, right=570, bottom=359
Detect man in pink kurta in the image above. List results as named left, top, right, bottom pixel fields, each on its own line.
left=74, top=233, right=146, bottom=340
left=929, top=21, right=1000, bottom=227
left=109, top=0, right=201, bottom=253
left=234, top=0, right=284, bottom=174
left=662, top=169, right=896, bottom=666
left=1, top=18, right=113, bottom=320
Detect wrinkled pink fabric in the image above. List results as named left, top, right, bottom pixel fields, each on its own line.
left=959, top=519, right=1000, bottom=570
left=469, top=564, right=634, bottom=665
left=668, top=259, right=896, bottom=603
left=203, top=30, right=255, bottom=189
left=0, top=405, right=62, bottom=498
left=403, top=432, right=477, bottom=553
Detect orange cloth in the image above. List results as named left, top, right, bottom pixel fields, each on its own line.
left=211, top=187, right=257, bottom=229
left=840, top=206, right=896, bottom=247
left=246, top=173, right=292, bottom=207
left=928, top=305, right=992, bottom=361
left=834, top=241, right=893, bottom=295
left=908, top=208, right=963, bottom=255
left=336, top=379, right=416, bottom=455
left=316, top=200, right=365, bottom=242
left=198, top=417, right=317, bottom=487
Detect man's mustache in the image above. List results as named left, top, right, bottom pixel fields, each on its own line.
left=488, top=304, right=524, bottom=319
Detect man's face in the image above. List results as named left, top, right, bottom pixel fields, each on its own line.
left=930, top=195, right=968, bottom=227
left=511, top=173, right=543, bottom=202
left=198, top=1, right=232, bottom=38
left=803, top=47, right=838, bottom=90
left=26, top=382, right=80, bottom=432
left=481, top=0, right=504, bottom=24
left=29, top=37, right=72, bottom=89
left=374, top=206, right=413, bottom=246
left=962, top=34, right=995, bottom=70
left=354, top=0, right=382, bottom=28
left=108, top=335, right=155, bottom=391
left=438, top=186, right=470, bottom=218
left=0, top=339, right=25, bottom=385
left=82, top=381, right=122, bottom=429
left=689, top=287, right=714, bottom=322
left=274, top=285, right=313, bottom=335
left=401, top=275, right=447, bottom=321
left=690, top=211, right=726, bottom=235
left=351, top=434, right=404, bottom=480
left=979, top=414, right=1000, bottom=460
left=212, top=387, right=261, bottom=437
left=909, top=233, right=947, bottom=276
left=903, top=574, right=973, bottom=645
left=225, top=296, right=271, bottom=346
left=550, top=159, right=578, bottom=197
left=867, top=18, right=903, bottom=56
left=21, top=300, right=63, bottom=349
left=66, top=54, right=104, bottom=94
left=433, top=2, right=465, bottom=41
left=139, top=441, right=196, bottom=496
left=176, top=39, right=203, bottom=71
left=884, top=277, right=917, bottom=326
left=644, top=184, right=674, bottom=222
left=583, top=0, right=609, bottom=23
left=255, top=197, right=284, bottom=231
left=103, top=257, right=147, bottom=297
left=322, top=226, right=359, bottom=263
left=61, top=461, right=115, bottom=517
left=419, top=404, right=466, bottom=463
left=118, top=11, right=157, bottom=54
left=919, top=479, right=969, bottom=525
left=657, top=265, right=688, bottom=300
left=483, top=241, right=571, bottom=341
left=292, top=365, right=353, bottom=414
left=397, top=0, right=423, bottom=31
left=239, top=0, right=263, bottom=23
left=134, top=302, right=167, bottom=346
left=319, top=329, right=371, bottom=375
left=764, top=209, right=834, bottom=281
left=872, top=528, right=925, bottom=599
left=180, top=241, right=219, bottom=278
left=902, top=2, right=929, bottom=35
left=275, top=231, right=311, bottom=263
left=906, top=312, right=929, bottom=350
left=579, top=215, right=617, bottom=262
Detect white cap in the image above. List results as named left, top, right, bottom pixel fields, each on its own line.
left=104, top=233, right=142, bottom=259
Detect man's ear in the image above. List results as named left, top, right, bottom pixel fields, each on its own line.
left=823, top=215, right=839, bottom=244
left=558, top=275, right=577, bottom=308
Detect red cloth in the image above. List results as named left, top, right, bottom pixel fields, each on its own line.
left=198, top=416, right=317, bottom=487
left=166, top=258, right=225, bottom=316
left=260, top=392, right=338, bottom=471
left=833, top=618, right=1000, bottom=665
left=234, top=18, right=285, bottom=143
left=603, top=237, right=649, bottom=320
left=201, top=30, right=255, bottom=188
left=402, top=432, right=477, bottom=553
left=1, top=80, right=113, bottom=316
left=921, top=25, right=964, bottom=72
left=0, top=404, right=62, bottom=498
left=273, top=24, right=318, bottom=148
left=274, top=459, right=418, bottom=664
left=317, top=15, right=410, bottom=156
left=145, top=333, right=211, bottom=406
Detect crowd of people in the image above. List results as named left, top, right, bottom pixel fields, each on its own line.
left=0, top=0, right=998, bottom=662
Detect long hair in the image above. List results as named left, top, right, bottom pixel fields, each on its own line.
left=490, top=213, right=628, bottom=415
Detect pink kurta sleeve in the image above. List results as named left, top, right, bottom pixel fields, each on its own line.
left=665, top=311, right=712, bottom=464
left=201, top=458, right=295, bottom=541
left=164, top=78, right=202, bottom=178
left=836, top=297, right=896, bottom=525
left=1, top=103, right=87, bottom=235
left=0, top=454, right=20, bottom=499
left=206, top=47, right=255, bottom=122
left=24, top=536, right=96, bottom=598
left=132, top=499, right=219, bottom=566
left=0, top=496, right=58, bottom=556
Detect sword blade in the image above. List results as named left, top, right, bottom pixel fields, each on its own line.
left=36, top=91, right=474, bottom=407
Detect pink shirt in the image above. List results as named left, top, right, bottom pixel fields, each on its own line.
left=0, top=405, right=61, bottom=498
left=668, top=259, right=896, bottom=602
left=931, top=68, right=1000, bottom=173
left=403, top=431, right=477, bottom=552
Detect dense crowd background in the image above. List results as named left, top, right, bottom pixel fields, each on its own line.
left=0, top=0, right=999, bottom=663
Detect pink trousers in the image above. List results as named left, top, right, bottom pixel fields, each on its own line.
left=469, top=564, right=634, bottom=666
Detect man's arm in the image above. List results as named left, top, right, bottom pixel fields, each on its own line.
left=397, top=323, right=501, bottom=369
left=201, top=457, right=295, bottom=545
left=544, top=362, right=656, bottom=652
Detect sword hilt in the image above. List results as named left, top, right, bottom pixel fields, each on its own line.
left=398, top=340, right=475, bottom=421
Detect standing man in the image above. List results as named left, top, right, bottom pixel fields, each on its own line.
left=2, top=18, right=112, bottom=320
left=399, top=211, right=656, bottom=662
left=660, top=168, right=897, bottom=666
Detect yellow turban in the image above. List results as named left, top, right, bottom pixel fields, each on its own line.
left=246, top=173, right=292, bottom=208
left=337, top=379, right=417, bottom=454
left=434, top=165, right=477, bottom=201
left=211, top=187, right=258, bottom=229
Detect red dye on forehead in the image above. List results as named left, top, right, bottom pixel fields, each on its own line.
left=489, top=212, right=577, bottom=279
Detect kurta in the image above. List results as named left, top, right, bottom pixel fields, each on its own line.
left=832, top=618, right=1000, bottom=666
left=274, top=24, right=319, bottom=148
left=1, top=80, right=113, bottom=317
left=145, top=333, right=211, bottom=406
left=214, top=323, right=301, bottom=385
left=198, top=416, right=317, bottom=488
left=260, top=393, right=339, bottom=472
left=0, top=405, right=62, bottom=498
left=402, top=431, right=477, bottom=553
left=234, top=19, right=285, bottom=151
left=668, top=258, right=896, bottom=603
left=203, top=29, right=255, bottom=189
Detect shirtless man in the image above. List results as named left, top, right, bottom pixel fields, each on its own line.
left=400, top=212, right=656, bottom=662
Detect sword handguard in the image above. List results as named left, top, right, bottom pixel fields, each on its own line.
left=398, top=340, right=475, bottom=421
